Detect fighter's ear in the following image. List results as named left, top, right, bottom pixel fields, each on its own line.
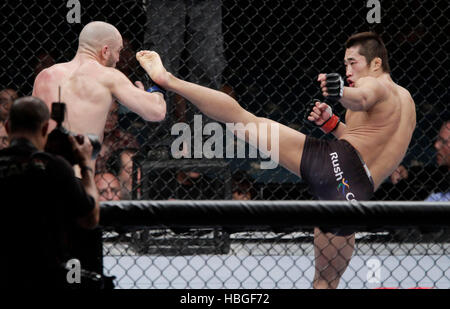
left=371, top=57, right=382, bottom=71
left=101, top=45, right=109, bottom=58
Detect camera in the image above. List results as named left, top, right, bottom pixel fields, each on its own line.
left=45, top=102, right=101, bottom=165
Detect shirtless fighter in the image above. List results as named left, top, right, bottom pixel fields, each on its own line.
left=142, top=31, right=416, bottom=288
left=32, top=21, right=166, bottom=171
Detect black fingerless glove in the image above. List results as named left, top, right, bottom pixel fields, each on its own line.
left=143, top=73, right=166, bottom=95
left=325, top=73, right=344, bottom=100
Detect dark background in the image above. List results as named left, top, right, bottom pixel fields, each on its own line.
left=1, top=0, right=448, bottom=199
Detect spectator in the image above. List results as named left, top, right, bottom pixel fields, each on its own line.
left=434, top=121, right=450, bottom=168
left=0, top=120, right=8, bottom=149
left=232, top=171, right=255, bottom=200
left=1, top=96, right=99, bottom=288
left=144, top=0, right=226, bottom=142
left=95, top=101, right=140, bottom=173
left=34, top=52, right=56, bottom=76
left=0, top=88, right=18, bottom=121
left=116, top=37, right=140, bottom=81
left=175, top=171, right=215, bottom=200
left=375, top=120, right=449, bottom=201
left=390, top=164, right=409, bottom=185
left=425, top=120, right=449, bottom=201
left=106, top=148, right=141, bottom=200
left=95, top=172, right=122, bottom=201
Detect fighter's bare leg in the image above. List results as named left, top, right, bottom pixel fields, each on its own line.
left=141, top=50, right=357, bottom=289
left=313, top=227, right=355, bottom=289
left=142, top=50, right=306, bottom=176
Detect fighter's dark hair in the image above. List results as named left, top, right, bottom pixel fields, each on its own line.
left=8, top=96, right=50, bottom=133
left=345, top=32, right=390, bottom=73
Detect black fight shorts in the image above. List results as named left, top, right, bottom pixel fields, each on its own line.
left=300, top=137, right=375, bottom=236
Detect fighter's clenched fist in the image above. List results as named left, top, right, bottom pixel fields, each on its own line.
left=306, top=99, right=340, bottom=134
left=317, top=73, right=345, bottom=100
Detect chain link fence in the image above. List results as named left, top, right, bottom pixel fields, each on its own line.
left=1, top=0, right=448, bottom=202
left=95, top=200, right=450, bottom=289
left=1, top=0, right=449, bottom=289
left=102, top=226, right=450, bottom=289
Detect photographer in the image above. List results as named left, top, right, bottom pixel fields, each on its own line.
left=0, top=96, right=99, bottom=288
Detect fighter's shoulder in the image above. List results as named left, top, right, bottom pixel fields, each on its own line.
left=357, top=76, right=390, bottom=101
left=33, top=66, right=61, bottom=97
left=35, top=67, right=53, bottom=82
left=396, top=84, right=412, bottom=97
left=101, top=67, right=129, bottom=86
left=355, top=76, right=382, bottom=88
left=395, top=84, right=414, bottom=104
left=35, top=63, right=67, bottom=81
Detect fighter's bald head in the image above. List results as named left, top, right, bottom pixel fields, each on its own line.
left=78, top=21, right=122, bottom=52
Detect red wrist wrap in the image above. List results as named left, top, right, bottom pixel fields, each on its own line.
left=320, top=114, right=340, bottom=134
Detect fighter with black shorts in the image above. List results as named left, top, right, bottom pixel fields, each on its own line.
left=141, top=31, right=416, bottom=289
left=301, top=136, right=374, bottom=235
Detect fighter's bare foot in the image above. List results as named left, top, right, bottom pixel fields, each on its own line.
left=136, top=50, right=169, bottom=88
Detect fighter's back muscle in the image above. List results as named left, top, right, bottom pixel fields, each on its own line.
left=33, top=62, right=113, bottom=138
left=341, top=81, right=416, bottom=189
